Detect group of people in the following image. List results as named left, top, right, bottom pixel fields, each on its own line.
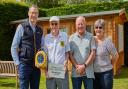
left=11, top=5, right=119, bottom=89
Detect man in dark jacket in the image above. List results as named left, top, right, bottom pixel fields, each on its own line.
left=11, top=5, right=43, bottom=89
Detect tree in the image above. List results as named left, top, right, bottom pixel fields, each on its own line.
left=22, top=0, right=59, bottom=8
left=21, top=0, right=125, bottom=8
left=61, top=0, right=86, bottom=4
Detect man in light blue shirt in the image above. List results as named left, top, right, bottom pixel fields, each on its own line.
left=69, top=16, right=96, bottom=89
left=11, top=5, right=44, bottom=89
left=45, top=16, right=70, bottom=89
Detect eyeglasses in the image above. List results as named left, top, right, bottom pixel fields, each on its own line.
left=51, top=23, right=58, bottom=26
left=95, top=26, right=102, bottom=29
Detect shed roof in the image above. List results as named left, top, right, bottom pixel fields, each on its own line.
left=10, top=8, right=127, bottom=24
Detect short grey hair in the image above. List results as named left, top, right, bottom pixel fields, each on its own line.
left=94, top=19, right=105, bottom=28
left=29, top=4, right=38, bottom=11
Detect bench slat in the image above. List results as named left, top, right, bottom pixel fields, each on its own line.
left=0, top=61, right=18, bottom=89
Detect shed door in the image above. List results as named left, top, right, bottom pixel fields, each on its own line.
left=124, top=22, right=128, bottom=66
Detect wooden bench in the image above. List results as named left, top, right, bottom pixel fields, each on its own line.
left=0, top=61, right=18, bottom=89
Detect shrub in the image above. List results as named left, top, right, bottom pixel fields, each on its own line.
left=46, top=2, right=128, bottom=16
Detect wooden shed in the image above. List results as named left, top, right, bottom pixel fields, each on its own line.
left=11, top=8, right=127, bottom=75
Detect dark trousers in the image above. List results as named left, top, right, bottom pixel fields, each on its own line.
left=18, top=63, right=41, bottom=89
left=93, top=69, right=113, bottom=89
left=72, top=76, right=93, bottom=89
left=46, top=71, right=69, bottom=89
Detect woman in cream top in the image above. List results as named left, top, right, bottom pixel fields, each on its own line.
left=93, top=19, right=119, bottom=89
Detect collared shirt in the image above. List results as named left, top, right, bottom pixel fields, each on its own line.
left=11, top=21, right=44, bottom=65
left=29, top=20, right=36, bottom=33
left=69, top=32, right=96, bottom=78
left=45, top=32, right=70, bottom=64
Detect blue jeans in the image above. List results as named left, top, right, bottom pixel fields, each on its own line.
left=93, top=69, right=113, bottom=89
left=72, top=76, right=93, bottom=89
left=18, top=63, right=41, bottom=89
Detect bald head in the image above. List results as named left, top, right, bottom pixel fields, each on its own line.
left=76, top=16, right=86, bottom=24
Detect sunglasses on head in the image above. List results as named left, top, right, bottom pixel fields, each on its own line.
left=51, top=23, right=58, bottom=26
left=95, top=26, right=102, bottom=29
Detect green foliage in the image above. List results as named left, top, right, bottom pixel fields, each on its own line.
left=23, top=0, right=63, bottom=8
left=46, top=2, right=128, bottom=16
left=0, top=2, right=46, bottom=60
left=0, top=2, right=27, bottom=60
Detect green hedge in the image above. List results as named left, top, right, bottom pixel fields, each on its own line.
left=0, top=2, right=46, bottom=60
left=46, top=2, right=128, bottom=16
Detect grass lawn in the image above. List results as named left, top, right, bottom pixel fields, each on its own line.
left=0, top=66, right=128, bottom=89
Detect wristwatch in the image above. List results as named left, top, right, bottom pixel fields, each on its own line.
left=84, top=63, right=87, bottom=68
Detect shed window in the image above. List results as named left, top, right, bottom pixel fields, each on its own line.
left=86, top=25, right=94, bottom=34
